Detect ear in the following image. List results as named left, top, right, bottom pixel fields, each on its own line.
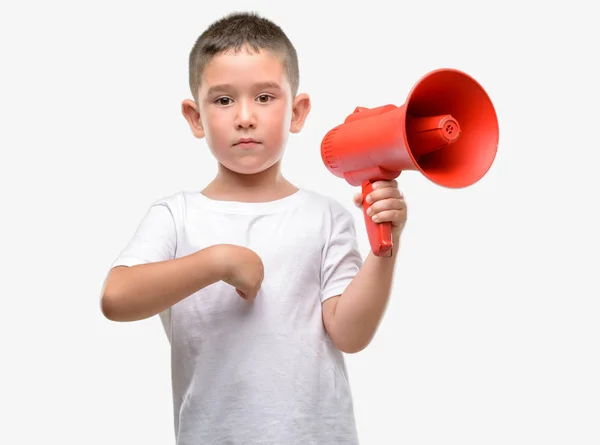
left=289, top=93, right=311, bottom=133
left=181, top=99, right=205, bottom=139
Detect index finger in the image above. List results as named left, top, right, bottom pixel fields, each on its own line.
left=372, top=179, right=398, bottom=189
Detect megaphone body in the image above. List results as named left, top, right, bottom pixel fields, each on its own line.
left=321, top=68, right=499, bottom=257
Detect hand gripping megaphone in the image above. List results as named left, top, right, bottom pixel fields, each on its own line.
left=321, top=68, right=499, bottom=257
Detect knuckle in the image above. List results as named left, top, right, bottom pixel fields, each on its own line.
left=381, top=188, right=396, bottom=199
left=372, top=201, right=385, bottom=213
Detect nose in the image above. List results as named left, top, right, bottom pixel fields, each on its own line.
left=235, top=99, right=256, bottom=129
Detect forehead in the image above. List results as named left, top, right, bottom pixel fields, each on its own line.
left=199, top=48, right=289, bottom=94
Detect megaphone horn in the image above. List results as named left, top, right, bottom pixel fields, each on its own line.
left=321, top=68, right=499, bottom=257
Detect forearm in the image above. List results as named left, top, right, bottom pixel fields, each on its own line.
left=101, top=245, right=226, bottom=322
left=330, top=234, right=400, bottom=352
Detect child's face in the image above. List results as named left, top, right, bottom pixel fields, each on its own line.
left=183, top=46, right=310, bottom=175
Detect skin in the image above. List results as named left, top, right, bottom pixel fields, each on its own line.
left=181, top=46, right=309, bottom=202
left=103, top=45, right=408, bottom=354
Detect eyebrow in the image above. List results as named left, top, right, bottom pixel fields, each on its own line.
left=206, top=82, right=283, bottom=96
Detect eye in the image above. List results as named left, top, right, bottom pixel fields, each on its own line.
left=215, top=97, right=232, bottom=106
left=256, top=94, right=273, bottom=103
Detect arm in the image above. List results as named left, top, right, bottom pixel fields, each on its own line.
left=101, top=245, right=226, bottom=322
left=322, top=233, right=399, bottom=353
left=323, top=179, right=406, bottom=353
left=101, top=198, right=264, bottom=322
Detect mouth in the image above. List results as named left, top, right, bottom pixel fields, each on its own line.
left=234, top=138, right=261, bottom=148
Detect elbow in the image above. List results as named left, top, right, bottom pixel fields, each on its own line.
left=100, top=268, right=135, bottom=322
left=100, top=279, right=130, bottom=322
left=101, top=294, right=138, bottom=322
left=337, top=341, right=369, bottom=354
left=326, top=321, right=373, bottom=354
left=101, top=292, right=140, bottom=322
left=100, top=292, right=123, bottom=321
left=100, top=288, right=148, bottom=323
left=331, top=334, right=371, bottom=354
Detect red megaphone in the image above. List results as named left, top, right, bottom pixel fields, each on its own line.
left=321, top=68, right=499, bottom=257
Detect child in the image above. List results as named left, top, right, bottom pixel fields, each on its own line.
left=101, top=11, right=407, bottom=445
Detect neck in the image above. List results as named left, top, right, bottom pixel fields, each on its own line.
left=202, top=161, right=298, bottom=202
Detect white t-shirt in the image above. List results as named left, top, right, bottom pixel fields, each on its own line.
left=111, top=188, right=364, bottom=444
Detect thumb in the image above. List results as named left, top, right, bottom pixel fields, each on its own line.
left=353, top=192, right=363, bottom=207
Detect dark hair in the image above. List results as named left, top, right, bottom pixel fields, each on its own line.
left=188, top=11, right=299, bottom=102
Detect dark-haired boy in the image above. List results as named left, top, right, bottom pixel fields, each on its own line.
left=101, top=11, right=407, bottom=444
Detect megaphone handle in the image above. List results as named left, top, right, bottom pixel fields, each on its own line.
left=362, top=180, right=393, bottom=257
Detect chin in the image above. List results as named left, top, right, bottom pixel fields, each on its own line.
left=222, top=157, right=280, bottom=176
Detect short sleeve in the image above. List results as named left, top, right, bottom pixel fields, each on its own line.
left=320, top=205, right=363, bottom=302
left=111, top=201, right=177, bottom=269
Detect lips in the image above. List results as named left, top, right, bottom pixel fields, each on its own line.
left=235, top=138, right=259, bottom=145
left=234, top=138, right=261, bottom=150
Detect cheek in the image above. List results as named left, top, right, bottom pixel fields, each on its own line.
left=203, top=112, right=229, bottom=144
left=266, top=104, right=291, bottom=134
